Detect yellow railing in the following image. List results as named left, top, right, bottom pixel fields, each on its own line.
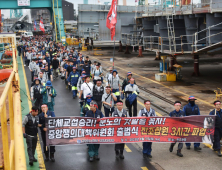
left=52, top=0, right=58, bottom=42
left=0, top=36, right=26, bottom=169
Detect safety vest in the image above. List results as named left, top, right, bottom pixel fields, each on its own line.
left=34, top=85, right=42, bottom=99
left=83, top=104, right=90, bottom=115
left=140, top=108, right=155, bottom=117
left=25, top=114, right=38, bottom=136
left=185, top=105, right=199, bottom=116
left=93, top=85, right=104, bottom=101
left=169, top=110, right=184, bottom=117
left=113, top=109, right=127, bottom=117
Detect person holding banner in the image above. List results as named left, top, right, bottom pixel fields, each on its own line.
left=209, top=100, right=222, bottom=157
left=112, top=100, right=129, bottom=159
left=183, top=96, right=201, bottom=151
left=169, top=101, right=185, bottom=157
left=102, top=86, right=117, bottom=117
left=85, top=101, right=104, bottom=162
left=22, top=106, right=40, bottom=166
left=138, top=100, right=156, bottom=158
left=125, top=78, right=140, bottom=117
left=38, top=105, right=56, bottom=162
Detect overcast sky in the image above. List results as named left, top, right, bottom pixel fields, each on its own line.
left=2, top=0, right=138, bottom=18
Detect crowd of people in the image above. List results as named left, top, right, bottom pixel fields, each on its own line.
left=20, top=35, right=222, bottom=166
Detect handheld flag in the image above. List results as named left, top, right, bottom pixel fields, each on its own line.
left=39, top=17, right=45, bottom=33
left=106, top=0, right=117, bottom=40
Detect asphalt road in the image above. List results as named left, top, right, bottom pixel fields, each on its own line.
left=24, top=65, right=157, bottom=170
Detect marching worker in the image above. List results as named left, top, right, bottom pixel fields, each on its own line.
left=85, top=101, right=104, bottom=162
left=42, top=64, right=53, bottom=82
left=83, top=60, right=91, bottom=77
left=93, top=79, right=104, bottom=110
left=183, top=96, right=201, bottom=151
left=92, top=64, right=103, bottom=85
left=67, top=66, right=80, bottom=99
left=38, top=72, right=45, bottom=86
left=77, top=73, right=86, bottom=108
left=39, top=104, right=56, bottom=161
left=77, top=55, right=84, bottom=75
left=22, top=106, right=40, bottom=166
left=209, top=100, right=222, bottom=157
left=102, top=86, right=117, bottom=117
left=125, top=78, right=140, bottom=117
left=91, top=61, right=97, bottom=74
left=112, top=100, right=129, bottom=159
left=138, top=100, right=156, bottom=158
left=41, top=81, right=57, bottom=111
left=79, top=76, right=93, bottom=101
left=108, top=69, right=121, bottom=103
left=105, top=67, right=113, bottom=85
left=85, top=56, right=92, bottom=66
left=52, top=55, right=60, bottom=79
left=29, top=58, right=40, bottom=82
left=169, top=101, right=184, bottom=157
left=31, top=78, right=43, bottom=111
left=122, top=72, right=136, bottom=92
left=81, top=94, right=92, bottom=116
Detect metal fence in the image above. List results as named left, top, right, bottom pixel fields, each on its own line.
left=121, top=33, right=127, bottom=45
left=194, top=21, right=222, bottom=52
left=0, top=35, right=26, bottom=170
left=143, top=35, right=193, bottom=54
left=143, top=0, right=222, bottom=16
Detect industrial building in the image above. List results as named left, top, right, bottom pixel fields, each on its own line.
left=121, top=0, right=222, bottom=56
left=78, top=4, right=145, bottom=40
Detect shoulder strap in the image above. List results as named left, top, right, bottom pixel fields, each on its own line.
left=85, top=82, right=91, bottom=91
left=105, top=93, right=111, bottom=101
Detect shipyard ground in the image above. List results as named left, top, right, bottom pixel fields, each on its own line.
left=21, top=49, right=222, bottom=170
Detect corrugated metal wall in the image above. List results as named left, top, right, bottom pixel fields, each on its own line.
left=78, top=4, right=145, bottom=40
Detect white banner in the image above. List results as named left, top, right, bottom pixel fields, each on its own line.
left=18, top=0, right=30, bottom=6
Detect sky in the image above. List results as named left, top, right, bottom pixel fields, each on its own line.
left=1, top=0, right=137, bottom=18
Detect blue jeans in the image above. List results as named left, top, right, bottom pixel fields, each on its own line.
left=143, top=142, right=152, bottom=155
left=185, top=143, right=200, bottom=148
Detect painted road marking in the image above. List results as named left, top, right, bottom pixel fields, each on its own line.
left=141, top=167, right=149, bottom=170
left=20, top=57, right=46, bottom=170
left=90, top=56, right=214, bottom=107
left=124, top=145, right=132, bottom=152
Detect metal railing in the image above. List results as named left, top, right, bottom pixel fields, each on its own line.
left=143, top=1, right=222, bottom=16
left=0, top=35, right=26, bottom=169
left=121, top=33, right=127, bottom=45
left=143, top=35, right=193, bottom=54
left=194, top=21, right=222, bottom=52
left=130, top=35, right=142, bottom=46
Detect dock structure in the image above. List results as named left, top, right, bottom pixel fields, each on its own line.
left=122, top=0, right=222, bottom=55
